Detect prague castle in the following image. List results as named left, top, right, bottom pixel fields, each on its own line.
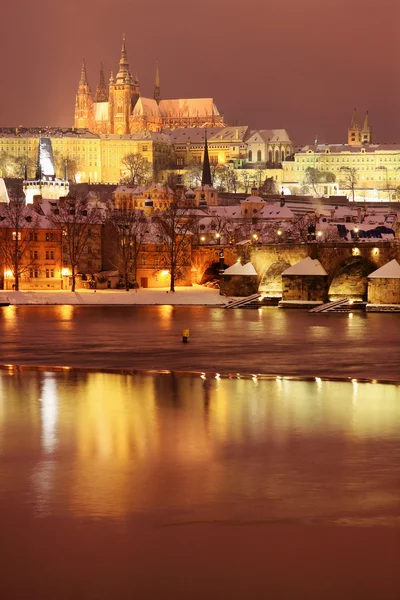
left=75, top=36, right=224, bottom=134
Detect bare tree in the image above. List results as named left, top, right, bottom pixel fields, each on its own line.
left=287, top=214, right=317, bottom=242
left=49, top=193, right=103, bottom=292
left=305, top=167, right=336, bottom=195
left=184, top=163, right=203, bottom=189
left=53, top=151, right=82, bottom=182
left=153, top=201, right=195, bottom=292
left=120, top=153, right=152, bottom=186
left=107, top=209, right=148, bottom=290
left=239, top=171, right=251, bottom=194
left=0, top=199, right=39, bottom=290
left=340, top=167, right=358, bottom=202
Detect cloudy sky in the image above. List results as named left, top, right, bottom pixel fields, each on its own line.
left=1, top=0, right=399, bottom=144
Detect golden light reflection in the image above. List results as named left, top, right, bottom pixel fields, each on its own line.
left=2, top=305, right=18, bottom=332
left=1, top=370, right=400, bottom=522
left=59, top=304, right=74, bottom=329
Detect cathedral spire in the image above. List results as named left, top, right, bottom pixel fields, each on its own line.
left=154, top=61, right=161, bottom=104
left=79, top=59, right=89, bottom=86
left=116, top=33, right=131, bottom=83
left=350, top=108, right=359, bottom=130
left=201, top=130, right=212, bottom=186
left=361, top=111, right=372, bottom=144
left=95, top=62, right=108, bottom=102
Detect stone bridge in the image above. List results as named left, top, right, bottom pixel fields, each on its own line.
left=192, top=241, right=399, bottom=299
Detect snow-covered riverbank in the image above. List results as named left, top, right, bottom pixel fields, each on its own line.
left=0, top=285, right=229, bottom=306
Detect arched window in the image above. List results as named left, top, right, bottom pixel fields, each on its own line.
left=275, top=149, right=279, bottom=163
left=281, top=150, right=285, bottom=161
left=257, top=150, right=262, bottom=162
left=268, top=150, right=273, bottom=163
left=248, top=150, right=252, bottom=162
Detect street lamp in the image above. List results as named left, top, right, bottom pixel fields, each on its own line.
left=317, top=230, right=322, bottom=240
left=354, top=226, right=359, bottom=241
left=200, top=236, right=205, bottom=243
left=277, top=229, right=282, bottom=243
left=215, top=232, right=221, bottom=245
left=252, top=233, right=258, bottom=244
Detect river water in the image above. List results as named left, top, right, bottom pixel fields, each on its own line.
left=0, top=305, right=399, bottom=379
left=0, top=307, right=399, bottom=598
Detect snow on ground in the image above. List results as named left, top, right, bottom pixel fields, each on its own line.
left=0, top=285, right=229, bottom=306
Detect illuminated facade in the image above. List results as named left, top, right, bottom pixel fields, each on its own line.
left=74, top=36, right=224, bottom=135
left=282, top=113, right=400, bottom=199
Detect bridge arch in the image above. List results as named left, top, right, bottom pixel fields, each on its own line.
left=259, top=259, right=291, bottom=296
left=328, top=256, right=377, bottom=300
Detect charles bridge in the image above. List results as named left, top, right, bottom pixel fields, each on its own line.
left=192, top=241, right=400, bottom=298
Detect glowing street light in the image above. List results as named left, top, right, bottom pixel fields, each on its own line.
left=215, top=232, right=221, bottom=245
left=277, top=229, right=282, bottom=243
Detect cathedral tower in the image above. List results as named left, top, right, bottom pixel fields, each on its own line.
left=109, top=35, right=139, bottom=134
left=74, top=60, right=94, bottom=130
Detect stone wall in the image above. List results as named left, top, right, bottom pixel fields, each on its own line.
left=368, top=279, right=400, bottom=304
left=220, top=275, right=258, bottom=297
left=282, top=275, right=329, bottom=302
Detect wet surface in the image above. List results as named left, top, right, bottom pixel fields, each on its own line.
left=0, top=305, right=399, bottom=380
left=0, top=369, right=399, bottom=599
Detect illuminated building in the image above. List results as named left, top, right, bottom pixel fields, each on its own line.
left=282, top=111, right=400, bottom=200
left=75, top=36, right=225, bottom=135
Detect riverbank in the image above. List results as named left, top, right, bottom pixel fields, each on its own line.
left=0, top=285, right=229, bottom=306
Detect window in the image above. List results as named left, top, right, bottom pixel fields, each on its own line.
left=142, top=256, right=146, bottom=265
left=248, top=150, right=253, bottom=162
left=12, top=231, right=22, bottom=241
left=257, top=150, right=262, bottom=162
left=46, top=232, right=55, bottom=242
left=30, top=232, right=38, bottom=241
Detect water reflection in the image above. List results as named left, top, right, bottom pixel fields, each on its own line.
left=0, top=369, right=399, bottom=523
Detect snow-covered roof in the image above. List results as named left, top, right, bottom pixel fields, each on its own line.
left=133, top=97, right=161, bottom=119
left=241, top=194, right=265, bottom=204
left=247, top=129, right=293, bottom=144
left=94, top=102, right=109, bottom=121
left=162, top=127, right=221, bottom=143
left=368, top=260, right=400, bottom=279
left=208, top=126, right=250, bottom=143
left=282, top=257, right=328, bottom=276
left=159, top=98, right=220, bottom=118
left=223, top=262, right=257, bottom=276
left=258, top=203, right=295, bottom=219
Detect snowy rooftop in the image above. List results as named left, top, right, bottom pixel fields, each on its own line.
left=241, top=195, right=265, bottom=204
left=368, top=260, right=400, bottom=279
left=282, top=257, right=328, bottom=276
left=223, top=262, right=257, bottom=276
left=247, top=129, right=293, bottom=144
left=159, top=98, right=220, bottom=118
left=258, top=203, right=295, bottom=219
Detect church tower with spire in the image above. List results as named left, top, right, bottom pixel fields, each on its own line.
left=348, top=108, right=361, bottom=145
left=361, top=111, right=372, bottom=144
left=74, top=60, right=94, bottom=130
left=108, top=35, right=139, bottom=134
left=154, top=62, right=161, bottom=104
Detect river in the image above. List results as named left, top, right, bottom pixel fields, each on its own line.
left=0, top=305, right=399, bottom=380
left=0, top=307, right=399, bottom=598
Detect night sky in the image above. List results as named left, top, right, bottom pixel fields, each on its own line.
left=1, top=0, right=399, bottom=144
